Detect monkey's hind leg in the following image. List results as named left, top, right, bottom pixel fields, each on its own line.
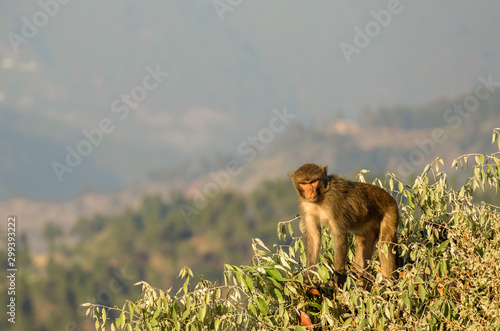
left=353, top=228, right=377, bottom=287
left=378, top=209, right=399, bottom=278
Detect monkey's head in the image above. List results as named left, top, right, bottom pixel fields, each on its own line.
left=289, top=163, right=327, bottom=203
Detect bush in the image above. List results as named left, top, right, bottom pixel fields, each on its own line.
left=85, top=129, right=500, bottom=330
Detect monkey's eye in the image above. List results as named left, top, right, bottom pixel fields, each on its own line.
left=301, top=180, right=318, bottom=185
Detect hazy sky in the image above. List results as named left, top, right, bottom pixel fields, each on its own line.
left=1, top=1, right=499, bottom=200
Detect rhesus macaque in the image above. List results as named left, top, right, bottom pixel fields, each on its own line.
left=289, top=163, right=399, bottom=285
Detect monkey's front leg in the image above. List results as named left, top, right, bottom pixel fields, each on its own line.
left=302, top=216, right=321, bottom=285
left=332, top=230, right=348, bottom=274
left=303, top=216, right=321, bottom=268
left=332, top=230, right=348, bottom=287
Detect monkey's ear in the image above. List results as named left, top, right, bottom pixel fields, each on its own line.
left=322, top=166, right=327, bottom=175
left=288, top=172, right=295, bottom=178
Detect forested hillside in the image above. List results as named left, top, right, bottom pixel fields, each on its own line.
left=0, top=179, right=298, bottom=330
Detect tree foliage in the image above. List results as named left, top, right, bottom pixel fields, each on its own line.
left=86, top=129, right=500, bottom=330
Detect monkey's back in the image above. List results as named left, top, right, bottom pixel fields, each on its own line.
left=325, top=175, right=397, bottom=229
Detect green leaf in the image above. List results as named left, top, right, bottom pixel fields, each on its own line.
left=173, top=317, right=181, bottom=331
left=273, top=287, right=284, bottom=304
left=366, top=297, right=373, bottom=317
left=279, top=256, right=292, bottom=272
left=436, top=240, right=449, bottom=255
left=283, top=311, right=290, bottom=327
left=410, top=249, right=417, bottom=261
left=256, top=297, right=268, bottom=315
left=116, top=312, right=126, bottom=328
left=178, top=266, right=193, bottom=279
left=182, top=307, right=190, bottom=320
left=254, top=238, right=271, bottom=252
left=266, top=276, right=281, bottom=289
left=214, top=319, right=221, bottom=330
left=317, top=264, right=330, bottom=282
left=384, top=306, right=391, bottom=319
left=286, top=283, right=298, bottom=295
left=381, top=242, right=389, bottom=260
left=248, top=301, right=257, bottom=316
left=423, top=164, right=431, bottom=174
left=198, top=305, right=207, bottom=322
left=171, top=304, right=177, bottom=320
left=265, top=267, right=283, bottom=281
left=233, top=269, right=244, bottom=286
left=487, top=164, right=494, bottom=175
left=297, top=271, right=304, bottom=284
left=406, top=192, right=415, bottom=210
left=418, top=285, right=426, bottom=301
left=440, top=260, right=448, bottom=276
left=153, top=307, right=161, bottom=320
left=245, top=276, right=254, bottom=292
left=474, top=167, right=481, bottom=180
left=403, top=292, right=411, bottom=310
left=408, top=280, right=414, bottom=297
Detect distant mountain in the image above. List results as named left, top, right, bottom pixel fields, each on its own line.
left=3, top=88, right=498, bottom=257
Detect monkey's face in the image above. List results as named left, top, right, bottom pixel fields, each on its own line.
left=299, top=180, right=320, bottom=202
left=289, top=163, right=327, bottom=203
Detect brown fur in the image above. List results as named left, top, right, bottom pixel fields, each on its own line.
left=289, top=163, right=399, bottom=283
